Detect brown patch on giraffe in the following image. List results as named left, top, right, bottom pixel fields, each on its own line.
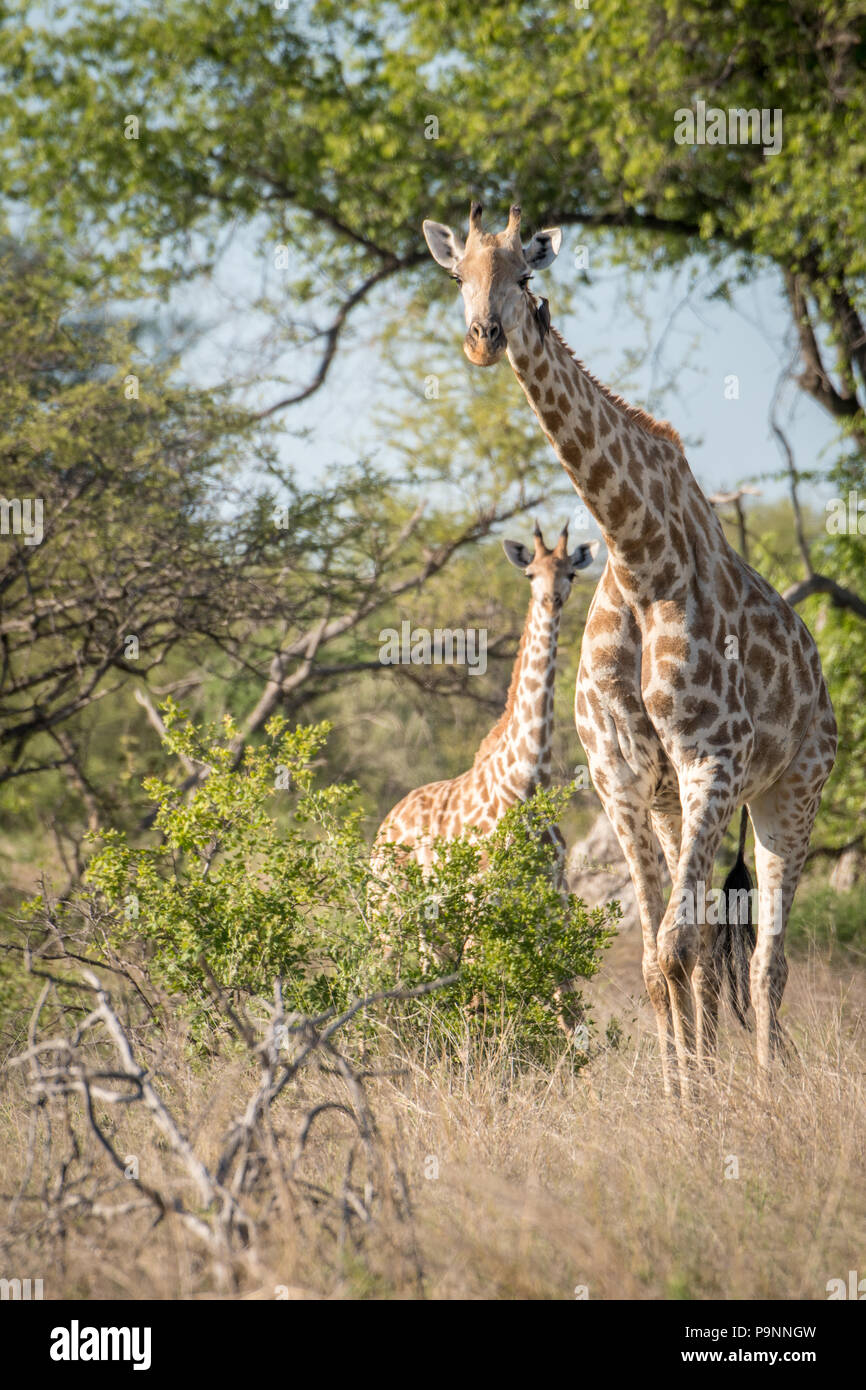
left=586, top=457, right=615, bottom=494
left=760, top=738, right=785, bottom=769
left=606, top=483, right=641, bottom=530
left=723, top=554, right=743, bottom=587
left=615, top=566, right=641, bottom=596
left=620, top=536, right=648, bottom=565
left=592, top=644, right=622, bottom=669
left=560, top=442, right=582, bottom=469
left=694, top=648, right=713, bottom=687
left=572, top=418, right=594, bottom=450
left=654, top=561, right=678, bottom=593
left=777, top=664, right=794, bottom=710
left=653, top=598, right=685, bottom=627
left=749, top=643, right=775, bottom=685
left=791, top=643, right=811, bottom=692
left=656, top=662, right=688, bottom=690
left=643, top=533, right=665, bottom=564
left=586, top=687, right=604, bottom=722
left=589, top=609, right=621, bottom=637
left=645, top=690, right=675, bottom=722
left=655, top=634, right=690, bottom=663
left=670, top=527, right=689, bottom=568
left=749, top=611, right=774, bottom=641
left=594, top=677, right=636, bottom=713
left=675, top=697, right=720, bottom=737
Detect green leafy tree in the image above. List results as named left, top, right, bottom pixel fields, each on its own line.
left=7, top=0, right=865, bottom=446
left=0, top=240, right=263, bottom=825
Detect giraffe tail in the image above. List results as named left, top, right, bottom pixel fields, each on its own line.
left=715, top=806, right=756, bottom=1028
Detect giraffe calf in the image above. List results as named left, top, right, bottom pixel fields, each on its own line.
left=372, top=523, right=596, bottom=973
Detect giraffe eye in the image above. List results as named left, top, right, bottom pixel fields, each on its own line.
left=519, top=274, right=533, bottom=287
left=451, top=274, right=463, bottom=288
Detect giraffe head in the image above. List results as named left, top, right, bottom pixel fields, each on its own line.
left=502, top=522, right=598, bottom=612
left=422, top=202, right=562, bottom=366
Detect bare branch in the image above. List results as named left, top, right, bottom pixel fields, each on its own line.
left=253, top=258, right=423, bottom=418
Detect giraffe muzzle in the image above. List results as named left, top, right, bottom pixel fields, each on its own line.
left=465, top=317, right=506, bottom=366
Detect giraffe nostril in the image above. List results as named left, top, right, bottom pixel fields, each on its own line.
left=470, top=318, right=502, bottom=344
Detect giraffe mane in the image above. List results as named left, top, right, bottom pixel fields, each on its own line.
left=547, top=326, right=684, bottom=453
left=473, top=623, right=529, bottom=766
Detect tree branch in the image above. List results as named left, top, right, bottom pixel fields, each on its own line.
left=253, top=257, right=424, bottom=418
left=784, top=572, right=866, bottom=620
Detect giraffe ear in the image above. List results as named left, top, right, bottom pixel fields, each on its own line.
left=422, top=220, right=466, bottom=271
left=568, top=540, right=601, bottom=575
left=523, top=227, right=562, bottom=270
left=502, top=539, right=533, bottom=571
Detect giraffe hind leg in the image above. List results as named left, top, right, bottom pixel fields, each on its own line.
left=746, top=705, right=835, bottom=1070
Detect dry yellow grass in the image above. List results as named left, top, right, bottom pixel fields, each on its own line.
left=1, top=943, right=864, bottom=1301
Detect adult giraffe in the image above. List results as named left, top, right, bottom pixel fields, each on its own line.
left=422, top=201, right=837, bottom=1096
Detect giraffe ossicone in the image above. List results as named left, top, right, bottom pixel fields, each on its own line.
left=422, top=201, right=838, bottom=1096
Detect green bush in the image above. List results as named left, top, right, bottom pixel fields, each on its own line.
left=786, top=881, right=866, bottom=956
left=77, top=704, right=617, bottom=1053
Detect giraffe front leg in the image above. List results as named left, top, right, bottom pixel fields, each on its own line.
left=692, top=947, right=722, bottom=1071
left=658, top=775, right=737, bottom=1098
left=651, top=804, right=726, bottom=1072
left=595, top=799, right=677, bottom=1095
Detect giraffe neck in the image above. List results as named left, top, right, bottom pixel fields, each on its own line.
left=506, top=300, right=726, bottom=604
left=478, top=590, right=560, bottom=800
